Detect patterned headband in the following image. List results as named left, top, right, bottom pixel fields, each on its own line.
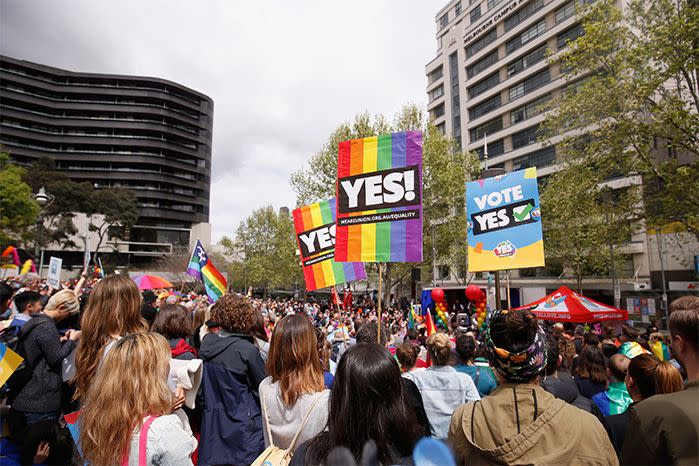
left=484, top=309, right=547, bottom=383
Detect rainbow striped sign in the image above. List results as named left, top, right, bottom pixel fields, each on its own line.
left=293, top=198, right=367, bottom=291
left=293, top=198, right=366, bottom=291
left=335, top=131, right=423, bottom=263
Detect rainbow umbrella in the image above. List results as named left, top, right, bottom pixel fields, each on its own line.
left=132, top=274, right=173, bottom=290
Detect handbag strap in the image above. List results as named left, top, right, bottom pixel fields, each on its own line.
left=260, top=391, right=274, bottom=446
left=288, top=393, right=324, bottom=452
left=120, top=415, right=159, bottom=466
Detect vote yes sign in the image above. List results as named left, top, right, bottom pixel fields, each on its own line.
left=335, top=131, right=423, bottom=263
left=292, top=198, right=366, bottom=291
left=466, top=167, right=545, bottom=272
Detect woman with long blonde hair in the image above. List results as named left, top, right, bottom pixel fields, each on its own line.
left=80, top=332, right=196, bottom=465
left=73, top=274, right=148, bottom=400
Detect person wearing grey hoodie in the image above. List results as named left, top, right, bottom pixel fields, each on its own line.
left=449, top=310, right=617, bottom=465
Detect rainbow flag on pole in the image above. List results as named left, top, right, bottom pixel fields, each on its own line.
left=187, top=240, right=227, bottom=302
left=293, top=198, right=366, bottom=292
left=0, top=342, right=23, bottom=387
left=335, top=131, right=423, bottom=263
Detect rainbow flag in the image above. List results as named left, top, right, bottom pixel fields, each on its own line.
left=335, top=131, right=423, bottom=263
left=187, top=240, right=227, bottom=302
left=292, top=198, right=366, bottom=291
left=425, top=310, right=437, bottom=337
left=0, top=342, right=23, bottom=387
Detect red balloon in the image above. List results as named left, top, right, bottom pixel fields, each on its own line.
left=465, top=285, right=482, bottom=301
left=431, top=288, right=445, bottom=302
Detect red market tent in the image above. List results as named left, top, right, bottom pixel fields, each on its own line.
left=513, top=286, right=628, bottom=323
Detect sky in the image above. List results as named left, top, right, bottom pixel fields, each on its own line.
left=0, top=0, right=443, bottom=243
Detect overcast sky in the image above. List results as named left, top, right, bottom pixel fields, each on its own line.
left=0, top=0, right=442, bottom=242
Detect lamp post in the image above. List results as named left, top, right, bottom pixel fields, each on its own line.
left=32, top=186, right=54, bottom=276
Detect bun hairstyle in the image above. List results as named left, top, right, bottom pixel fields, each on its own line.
left=490, top=309, right=538, bottom=353
left=628, top=354, right=683, bottom=399
left=426, top=333, right=453, bottom=366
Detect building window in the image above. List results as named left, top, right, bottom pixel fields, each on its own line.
left=455, top=2, right=463, bottom=15
left=431, top=103, right=445, bottom=119
left=428, top=66, right=444, bottom=84
left=557, top=23, right=584, bottom=50
left=510, top=93, right=551, bottom=124
left=507, top=44, right=547, bottom=78
left=512, top=145, right=556, bottom=170
left=508, top=68, right=550, bottom=102
left=511, top=124, right=540, bottom=149
left=466, top=28, right=497, bottom=58
left=487, top=0, right=505, bottom=10
left=475, top=138, right=505, bottom=158
left=429, top=85, right=445, bottom=102
left=440, top=13, right=449, bottom=29
left=506, top=19, right=546, bottom=54
left=467, top=71, right=500, bottom=98
left=470, top=5, right=482, bottom=23
left=436, top=122, right=446, bottom=134
left=469, top=117, right=503, bottom=142
left=504, top=0, right=545, bottom=32
left=467, top=50, right=499, bottom=78
left=469, top=93, right=501, bottom=120
left=449, top=52, right=462, bottom=150
left=555, top=0, right=575, bottom=23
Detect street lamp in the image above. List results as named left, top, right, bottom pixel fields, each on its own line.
left=32, top=186, right=55, bottom=276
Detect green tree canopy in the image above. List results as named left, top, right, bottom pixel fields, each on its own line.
left=0, top=152, right=40, bottom=246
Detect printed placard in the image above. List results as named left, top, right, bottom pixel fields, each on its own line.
left=293, top=198, right=367, bottom=291
left=466, top=167, right=544, bottom=272
left=335, top=131, right=423, bottom=263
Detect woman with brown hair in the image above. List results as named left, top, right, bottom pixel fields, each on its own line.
left=574, top=345, right=608, bottom=398
left=80, top=332, right=196, bottom=465
left=606, top=353, right=683, bottom=454
left=259, top=314, right=329, bottom=452
left=198, top=293, right=267, bottom=465
left=152, top=304, right=197, bottom=360
left=73, top=274, right=148, bottom=400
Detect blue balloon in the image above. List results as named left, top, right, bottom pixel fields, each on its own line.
left=412, top=437, right=456, bottom=466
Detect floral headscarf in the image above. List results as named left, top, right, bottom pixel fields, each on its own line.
left=484, top=309, right=547, bottom=383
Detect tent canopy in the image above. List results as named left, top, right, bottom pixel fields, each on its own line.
left=513, top=286, right=628, bottom=323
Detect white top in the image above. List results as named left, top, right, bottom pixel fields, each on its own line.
left=259, top=377, right=329, bottom=452
left=126, top=414, right=197, bottom=466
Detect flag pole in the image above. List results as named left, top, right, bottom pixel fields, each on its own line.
left=377, top=263, right=383, bottom=342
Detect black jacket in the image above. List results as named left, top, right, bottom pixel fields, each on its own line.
left=542, top=374, right=607, bottom=427
left=12, top=314, right=76, bottom=413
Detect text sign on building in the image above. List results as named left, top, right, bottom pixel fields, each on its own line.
left=464, top=0, right=527, bottom=46
left=466, top=168, right=544, bottom=272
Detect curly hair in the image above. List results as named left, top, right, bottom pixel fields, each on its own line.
left=210, top=293, right=255, bottom=334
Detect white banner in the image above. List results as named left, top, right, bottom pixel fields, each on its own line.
left=47, top=256, right=62, bottom=289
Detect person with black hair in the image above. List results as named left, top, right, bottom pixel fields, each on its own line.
left=292, top=344, right=423, bottom=466
left=454, top=333, right=497, bottom=397
left=449, top=309, right=617, bottom=465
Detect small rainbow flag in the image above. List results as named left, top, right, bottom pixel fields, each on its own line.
left=292, top=198, right=366, bottom=291
left=187, top=240, right=227, bottom=302
left=0, top=342, right=23, bottom=387
left=335, top=131, right=423, bottom=263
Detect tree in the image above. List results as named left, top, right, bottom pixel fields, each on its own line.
left=291, top=104, right=480, bottom=302
left=222, top=206, right=302, bottom=294
left=0, top=152, right=40, bottom=246
left=23, top=156, right=93, bottom=250
left=541, top=0, right=699, bottom=240
left=85, top=187, right=139, bottom=263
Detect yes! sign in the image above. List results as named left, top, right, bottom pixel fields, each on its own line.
left=292, top=198, right=366, bottom=291
left=466, top=167, right=544, bottom=272
left=335, top=131, right=423, bottom=263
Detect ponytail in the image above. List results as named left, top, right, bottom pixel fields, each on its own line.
left=629, top=354, right=683, bottom=399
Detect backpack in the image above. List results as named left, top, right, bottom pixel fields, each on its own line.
left=251, top=391, right=323, bottom=466
left=4, top=320, right=45, bottom=403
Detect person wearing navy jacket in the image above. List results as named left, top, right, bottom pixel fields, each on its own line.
left=198, top=293, right=268, bottom=465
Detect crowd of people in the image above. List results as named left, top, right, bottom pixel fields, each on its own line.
left=0, top=271, right=698, bottom=465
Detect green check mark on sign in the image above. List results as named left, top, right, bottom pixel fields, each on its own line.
left=513, top=203, right=533, bottom=222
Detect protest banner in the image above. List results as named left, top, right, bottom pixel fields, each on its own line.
left=293, top=198, right=367, bottom=291
left=47, top=256, right=62, bottom=288
left=466, top=167, right=544, bottom=272
left=334, top=131, right=423, bottom=263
